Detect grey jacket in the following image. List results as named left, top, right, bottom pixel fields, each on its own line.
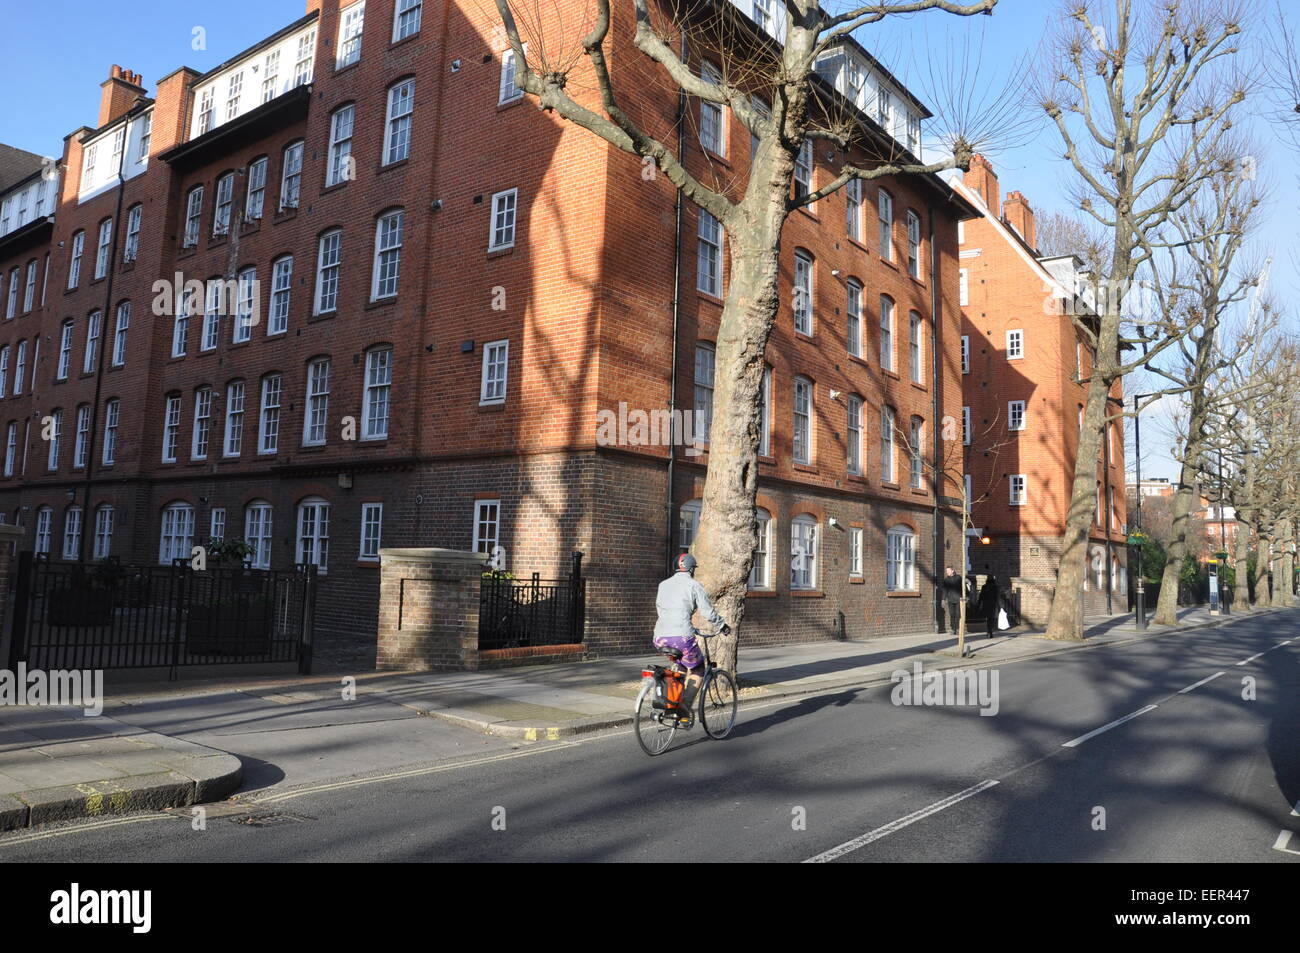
left=654, top=571, right=725, bottom=640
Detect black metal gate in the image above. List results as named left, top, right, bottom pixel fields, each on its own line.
left=7, top=553, right=317, bottom=674
left=478, top=552, right=585, bottom=651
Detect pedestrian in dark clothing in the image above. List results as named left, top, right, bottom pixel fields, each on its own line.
left=942, top=567, right=965, bottom=634
left=979, top=576, right=1001, bottom=637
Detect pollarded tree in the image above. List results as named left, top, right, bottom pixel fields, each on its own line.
left=493, top=0, right=1016, bottom=671
left=1035, top=0, right=1252, bottom=639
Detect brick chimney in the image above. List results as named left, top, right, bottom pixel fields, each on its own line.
left=963, top=153, right=999, bottom=215
left=99, top=65, right=146, bottom=128
left=1002, top=190, right=1036, bottom=250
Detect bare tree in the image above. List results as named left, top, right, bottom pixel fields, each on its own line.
left=1035, top=208, right=1110, bottom=271
left=1145, top=161, right=1267, bottom=623
left=493, top=0, right=1013, bottom=671
left=1034, top=0, right=1251, bottom=640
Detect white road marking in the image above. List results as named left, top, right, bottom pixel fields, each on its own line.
left=1291, top=801, right=1299, bottom=817
left=1178, top=672, right=1225, bottom=694
left=802, top=780, right=999, bottom=863
left=1235, top=652, right=1265, bottom=666
left=1273, top=830, right=1300, bottom=856
left=1062, top=705, right=1158, bottom=748
left=0, top=812, right=173, bottom=848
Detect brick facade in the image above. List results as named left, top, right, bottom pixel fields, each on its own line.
left=956, top=156, right=1127, bottom=622
left=0, top=0, right=977, bottom=670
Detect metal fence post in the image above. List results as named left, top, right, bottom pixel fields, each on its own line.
left=298, top=564, right=316, bottom=674
left=7, top=550, right=34, bottom=670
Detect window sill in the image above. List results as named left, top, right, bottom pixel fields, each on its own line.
left=177, top=245, right=197, bottom=261
left=880, top=481, right=901, bottom=491
left=790, top=589, right=824, bottom=598
left=794, top=329, right=815, bottom=343
left=478, top=401, right=506, bottom=412
left=846, top=474, right=869, bottom=486
left=273, top=207, right=300, bottom=224
left=388, top=32, right=422, bottom=53
left=846, top=236, right=869, bottom=255
left=376, top=158, right=409, bottom=176
left=849, top=576, right=865, bottom=585
left=334, top=60, right=362, bottom=77
left=887, top=590, right=920, bottom=598
left=883, top=369, right=900, bottom=381
left=487, top=245, right=515, bottom=259
left=794, top=204, right=819, bottom=223
left=745, top=589, right=777, bottom=598
left=496, top=96, right=524, bottom=112
left=309, top=311, right=336, bottom=324
left=365, top=296, right=397, bottom=312
left=320, top=181, right=349, bottom=198
left=240, top=217, right=263, bottom=237
left=792, top=462, right=818, bottom=474
left=357, top=559, right=381, bottom=568
left=878, top=256, right=898, bottom=271
left=910, top=380, right=928, bottom=392
left=119, top=260, right=136, bottom=275
left=208, top=234, right=229, bottom=250
left=697, top=289, right=724, bottom=307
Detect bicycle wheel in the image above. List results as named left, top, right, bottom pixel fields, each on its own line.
left=699, top=669, right=737, bottom=739
left=634, top=682, right=677, bottom=756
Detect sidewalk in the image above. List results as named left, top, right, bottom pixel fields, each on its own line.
left=0, top=706, right=241, bottom=831
left=0, top=602, right=1285, bottom=831
left=366, top=603, right=1281, bottom=738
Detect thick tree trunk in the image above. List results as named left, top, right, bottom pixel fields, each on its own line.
left=1153, top=458, right=1199, bottom=625
left=1045, top=358, right=1113, bottom=640
left=691, top=197, right=790, bottom=677
left=1232, top=514, right=1250, bottom=610
left=1272, top=518, right=1295, bottom=606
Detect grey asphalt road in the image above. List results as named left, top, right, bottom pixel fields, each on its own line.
left=2, top=612, right=1297, bottom=862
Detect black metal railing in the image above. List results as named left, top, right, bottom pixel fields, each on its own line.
left=8, top=554, right=317, bottom=673
left=478, top=553, right=585, bottom=652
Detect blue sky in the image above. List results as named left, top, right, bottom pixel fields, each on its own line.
left=3, top=0, right=1294, bottom=482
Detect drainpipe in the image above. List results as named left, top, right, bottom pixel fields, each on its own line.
left=78, top=108, right=135, bottom=563
left=928, top=204, right=943, bottom=632
left=664, top=36, right=687, bottom=575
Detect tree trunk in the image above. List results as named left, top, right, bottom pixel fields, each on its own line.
left=1232, top=513, right=1251, bottom=610
left=1045, top=364, right=1111, bottom=640
left=1153, top=457, right=1200, bottom=625
left=1273, top=518, right=1295, bottom=606
left=691, top=205, right=789, bottom=676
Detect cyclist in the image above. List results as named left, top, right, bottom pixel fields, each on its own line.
left=654, top=553, right=729, bottom=719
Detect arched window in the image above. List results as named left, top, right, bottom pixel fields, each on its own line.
left=791, top=514, right=818, bottom=590
left=879, top=295, right=895, bottom=371
left=327, top=104, right=356, bottom=186
left=297, top=496, right=331, bottom=572
left=846, top=278, right=863, bottom=357
left=183, top=187, right=203, bottom=247
left=384, top=79, right=415, bottom=165
left=886, top=526, right=916, bottom=591
left=371, top=208, right=404, bottom=300
left=62, top=506, right=83, bottom=560
left=793, top=249, right=813, bottom=335
left=93, top=505, right=115, bottom=560
left=159, top=502, right=195, bottom=565
left=846, top=394, right=863, bottom=475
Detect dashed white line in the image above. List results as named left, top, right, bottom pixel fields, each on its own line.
left=1178, top=672, right=1225, bottom=694
left=1235, top=652, right=1265, bottom=666
left=802, top=780, right=999, bottom=863
left=1062, top=705, right=1158, bottom=748
left=1273, top=830, right=1300, bottom=856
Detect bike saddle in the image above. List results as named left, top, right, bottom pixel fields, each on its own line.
left=657, top=646, right=684, bottom=661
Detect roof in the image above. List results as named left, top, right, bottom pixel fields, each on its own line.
left=188, top=10, right=319, bottom=87
left=0, top=143, right=45, bottom=194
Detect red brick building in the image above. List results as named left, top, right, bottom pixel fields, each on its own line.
left=0, top=0, right=979, bottom=668
left=954, top=156, right=1127, bottom=622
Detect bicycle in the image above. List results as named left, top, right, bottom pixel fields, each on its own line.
left=634, top=629, right=738, bottom=756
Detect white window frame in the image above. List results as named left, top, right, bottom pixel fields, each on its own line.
left=315, top=230, right=342, bottom=314
left=793, top=250, right=813, bottom=335
left=480, top=339, right=508, bottom=405
left=210, top=507, right=227, bottom=543
left=270, top=256, right=292, bottom=334
left=213, top=173, right=234, bottom=235
left=384, top=79, right=415, bottom=165
left=371, top=209, right=404, bottom=300
left=162, top=393, right=181, bottom=463
left=699, top=62, right=726, bottom=156
left=959, top=268, right=969, bottom=306
left=225, top=380, right=245, bottom=457
left=183, top=188, right=203, bottom=247
left=1008, top=400, right=1026, bottom=432
left=498, top=44, right=524, bottom=104
left=880, top=405, right=896, bottom=483
left=124, top=204, right=141, bottom=262
left=57, top=320, right=73, bottom=380
left=102, top=399, right=119, bottom=466
left=489, top=188, right=517, bottom=250
left=906, top=210, right=921, bottom=278
left=363, top=347, right=392, bottom=440
left=35, top=507, right=53, bottom=555
left=234, top=267, right=256, bottom=343
left=1010, top=474, right=1027, bottom=506
left=846, top=279, right=862, bottom=358
left=1006, top=328, right=1024, bottom=359
left=961, top=334, right=970, bottom=374
left=886, top=527, right=916, bottom=591
left=696, top=210, right=722, bottom=297
left=304, top=358, right=331, bottom=446
left=393, top=0, right=422, bottom=41
left=846, top=394, right=862, bottom=475
left=337, top=1, right=366, bottom=69
left=327, top=105, right=356, bottom=186
left=258, top=374, right=282, bottom=455
left=62, top=506, right=83, bottom=561
left=159, top=503, right=194, bottom=565
left=793, top=375, right=812, bottom=465
left=192, top=387, right=213, bottom=460
left=93, top=505, right=114, bottom=560
left=878, top=189, right=893, bottom=260
left=360, top=502, right=383, bottom=560
left=845, top=176, right=862, bottom=241
left=474, top=499, right=500, bottom=556
left=68, top=231, right=84, bottom=288
left=791, top=515, right=818, bottom=591
left=694, top=343, right=714, bottom=446
left=74, top=404, right=90, bottom=469
left=909, top=310, right=923, bottom=384
left=94, top=219, right=112, bottom=279
left=963, top=406, right=971, bottom=446
left=849, top=526, right=864, bottom=577
left=246, top=156, right=267, bottom=221
left=245, top=502, right=274, bottom=569
left=280, top=141, right=304, bottom=210
left=749, top=507, right=771, bottom=589
left=879, top=295, right=894, bottom=372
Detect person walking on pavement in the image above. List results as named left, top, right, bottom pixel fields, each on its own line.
left=979, top=575, right=1001, bottom=638
left=942, top=566, right=965, bottom=634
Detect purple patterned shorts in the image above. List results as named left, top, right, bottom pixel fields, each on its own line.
left=653, top=634, right=703, bottom=670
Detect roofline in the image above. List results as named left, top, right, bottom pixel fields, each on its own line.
left=157, top=65, right=203, bottom=87
left=188, top=10, right=320, bottom=87
left=951, top=177, right=1067, bottom=294
left=825, top=35, right=932, bottom=119
left=0, top=167, right=48, bottom=200
left=78, top=98, right=155, bottom=145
